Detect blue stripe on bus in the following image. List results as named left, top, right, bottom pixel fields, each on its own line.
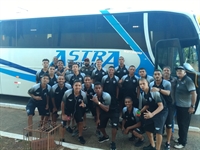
left=0, top=58, right=37, bottom=75
left=100, top=10, right=154, bottom=75
left=0, top=68, right=35, bottom=82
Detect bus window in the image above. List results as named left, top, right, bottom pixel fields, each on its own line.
left=16, top=18, right=53, bottom=48
left=156, top=46, right=180, bottom=75
left=182, top=45, right=199, bottom=71
left=0, top=20, right=16, bottom=47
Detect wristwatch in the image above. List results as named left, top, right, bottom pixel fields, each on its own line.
left=191, top=105, right=195, bottom=108
left=98, top=101, right=101, bottom=105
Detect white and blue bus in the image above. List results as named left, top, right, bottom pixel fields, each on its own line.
left=0, top=7, right=200, bottom=113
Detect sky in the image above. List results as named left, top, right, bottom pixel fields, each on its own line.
left=0, top=0, right=200, bottom=19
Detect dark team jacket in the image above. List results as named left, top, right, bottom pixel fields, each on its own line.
left=66, top=73, right=85, bottom=86
left=94, top=92, right=111, bottom=114
left=91, top=68, right=107, bottom=82
left=121, top=74, right=139, bottom=99
left=80, top=65, right=95, bottom=76
left=150, top=79, right=173, bottom=106
left=35, top=69, right=49, bottom=83
left=28, top=83, right=51, bottom=104
left=51, top=83, right=72, bottom=104
left=141, top=89, right=167, bottom=112
left=81, top=84, right=95, bottom=100
left=115, top=65, right=129, bottom=79
left=122, top=107, right=140, bottom=125
left=48, top=75, right=58, bottom=87
left=62, top=89, right=87, bottom=115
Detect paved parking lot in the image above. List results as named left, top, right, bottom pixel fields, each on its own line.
left=0, top=105, right=200, bottom=150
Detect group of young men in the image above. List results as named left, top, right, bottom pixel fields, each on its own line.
left=26, top=56, right=197, bottom=150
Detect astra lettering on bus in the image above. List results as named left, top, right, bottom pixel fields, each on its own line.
left=54, top=50, right=120, bottom=68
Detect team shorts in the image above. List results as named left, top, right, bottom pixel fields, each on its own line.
left=165, top=104, right=174, bottom=128
left=144, top=108, right=168, bottom=134
left=73, top=107, right=86, bottom=123
left=26, top=98, right=50, bottom=116
left=51, top=99, right=62, bottom=114
left=87, top=99, right=96, bottom=116
left=98, top=109, right=119, bottom=129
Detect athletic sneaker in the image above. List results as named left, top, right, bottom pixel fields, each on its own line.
left=143, top=144, right=156, bottom=150
left=72, top=129, right=79, bottom=137
left=174, top=144, right=184, bottom=149
left=135, top=139, right=144, bottom=147
left=164, top=142, right=170, bottom=150
left=110, top=142, right=116, bottom=150
left=98, top=136, right=109, bottom=143
left=66, top=126, right=73, bottom=133
left=78, top=136, right=86, bottom=144
left=174, top=139, right=179, bottom=143
left=96, top=129, right=101, bottom=138
left=83, top=126, right=87, bottom=131
left=129, top=135, right=135, bottom=141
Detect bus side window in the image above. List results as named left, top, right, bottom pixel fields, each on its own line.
left=183, top=46, right=199, bottom=71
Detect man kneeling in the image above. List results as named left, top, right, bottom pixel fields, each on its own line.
left=121, top=97, right=144, bottom=147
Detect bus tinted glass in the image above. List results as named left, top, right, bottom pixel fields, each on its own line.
left=0, top=13, right=147, bottom=50
left=148, top=12, right=198, bottom=52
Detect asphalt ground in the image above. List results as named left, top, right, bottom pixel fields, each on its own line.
left=0, top=95, right=200, bottom=150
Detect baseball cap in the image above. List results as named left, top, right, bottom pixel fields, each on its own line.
left=84, top=58, right=90, bottom=61
left=175, top=66, right=185, bottom=71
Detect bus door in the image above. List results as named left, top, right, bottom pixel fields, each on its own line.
left=155, top=38, right=200, bottom=114
left=155, top=38, right=183, bottom=75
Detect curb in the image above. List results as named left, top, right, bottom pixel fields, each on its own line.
left=0, top=102, right=94, bottom=118
left=0, top=131, right=103, bottom=150
left=0, top=102, right=200, bottom=132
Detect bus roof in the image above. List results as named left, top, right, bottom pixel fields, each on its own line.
left=0, top=1, right=197, bottom=21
